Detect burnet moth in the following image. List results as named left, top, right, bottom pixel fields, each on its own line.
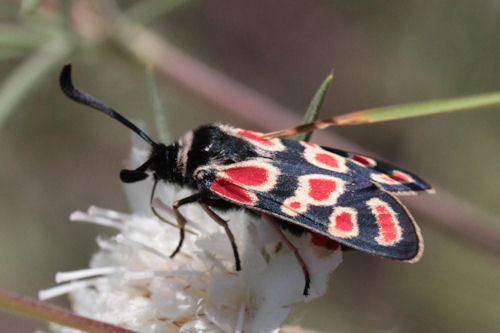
left=60, top=64, right=433, bottom=296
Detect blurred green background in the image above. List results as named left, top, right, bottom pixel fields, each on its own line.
left=0, top=1, right=499, bottom=332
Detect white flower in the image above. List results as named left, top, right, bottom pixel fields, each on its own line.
left=40, top=138, right=342, bottom=333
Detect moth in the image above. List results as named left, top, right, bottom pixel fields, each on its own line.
left=60, top=64, right=433, bottom=296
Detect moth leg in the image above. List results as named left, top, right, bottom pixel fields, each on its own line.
left=149, top=179, right=199, bottom=236
left=200, top=203, right=241, bottom=271
left=262, top=213, right=311, bottom=296
left=149, top=178, right=179, bottom=230
left=170, top=192, right=203, bottom=258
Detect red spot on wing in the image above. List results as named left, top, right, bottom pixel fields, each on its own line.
left=379, top=175, right=400, bottom=183
left=290, top=201, right=302, bottom=209
left=334, top=212, right=354, bottom=232
left=210, top=178, right=253, bottom=204
left=225, top=166, right=268, bottom=186
left=375, top=205, right=398, bottom=243
left=328, top=207, right=358, bottom=238
left=379, top=174, right=410, bottom=183
left=308, top=178, right=337, bottom=201
left=236, top=129, right=274, bottom=146
left=304, top=142, right=316, bottom=147
left=353, top=155, right=371, bottom=166
left=303, top=146, right=348, bottom=173
left=315, top=153, right=339, bottom=168
left=391, top=171, right=411, bottom=182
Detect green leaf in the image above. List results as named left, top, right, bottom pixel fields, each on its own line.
left=146, top=65, right=171, bottom=144
left=332, top=91, right=500, bottom=125
left=296, top=73, right=333, bottom=142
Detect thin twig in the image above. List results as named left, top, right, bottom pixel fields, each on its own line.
left=0, top=290, right=136, bottom=333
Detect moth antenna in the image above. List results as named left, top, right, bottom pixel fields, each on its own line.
left=60, top=63, right=158, bottom=147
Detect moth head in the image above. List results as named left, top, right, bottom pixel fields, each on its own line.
left=59, top=63, right=164, bottom=184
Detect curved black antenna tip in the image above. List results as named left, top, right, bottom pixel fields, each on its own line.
left=60, top=63, right=74, bottom=96
left=120, top=169, right=149, bottom=183
left=58, top=63, right=157, bottom=147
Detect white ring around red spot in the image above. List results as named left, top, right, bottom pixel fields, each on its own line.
left=210, top=160, right=280, bottom=205
left=210, top=178, right=258, bottom=205
left=301, top=143, right=348, bottom=173
left=390, top=170, right=414, bottom=183
left=328, top=207, right=359, bottom=239
left=234, top=128, right=286, bottom=151
left=281, top=174, right=346, bottom=216
left=299, top=174, right=345, bottom=205
left=282, top=196, right=308, bottom=216
left=352, top=154, right=376, bottom=167
left=366, top=198, right=402, bottom=246
left=371, top=170, right=415, bottom=185
left=302, top=141, right=318, bottom=148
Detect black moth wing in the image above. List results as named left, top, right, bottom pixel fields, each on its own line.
left=319, top=146, right=434, bottom=195
left=195, top=127, right=424, bottom=262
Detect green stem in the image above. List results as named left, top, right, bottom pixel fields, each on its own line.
left=0, top=290, right=136, bottom=333
left=146, top=65, right=171, bottom=143
left=333, top=91, right=500, bottom=125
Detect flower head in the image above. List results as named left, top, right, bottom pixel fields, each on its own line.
left=40, top=139, right=342, bottom=332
